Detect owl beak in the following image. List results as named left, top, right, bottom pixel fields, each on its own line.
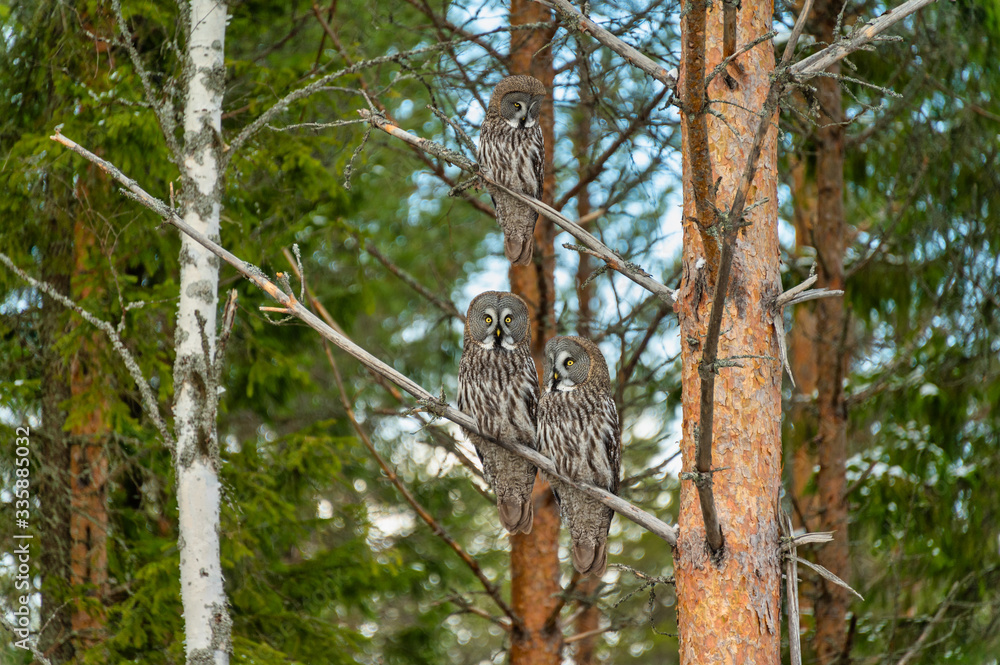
left=496, top=327, right=502, bottom=339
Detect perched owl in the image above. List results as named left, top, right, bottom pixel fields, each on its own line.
left=458, top=291, right=541, bottom=533
left=537, top=336, right=621, bottom=577
left=478, top=75, right=546, bottom=266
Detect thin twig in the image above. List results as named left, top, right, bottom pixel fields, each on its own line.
left=0, top=616, right=54, bottom=665
left=362, top=240, right=466, bottom=322
left=49, top=131, right=679, bottom=548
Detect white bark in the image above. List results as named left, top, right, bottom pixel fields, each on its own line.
left=174, top=1, right=230, bottom=664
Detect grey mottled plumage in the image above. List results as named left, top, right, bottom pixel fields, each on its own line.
left=478, top=75, right=546, bottom=266
left=458, top=291, right=540, bottom=533
left=537, top=336, right=621, bottom=577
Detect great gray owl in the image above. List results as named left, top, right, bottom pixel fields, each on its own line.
left=537, top=336, right=621, bottom=577
left=478, top=74, right=546, bottom=266
left=458, top=291, right=540, bottom=533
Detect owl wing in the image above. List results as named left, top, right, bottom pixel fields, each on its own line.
left=517, top=346, right=540, bottom=432
left=530, top=125, right=545, bottom=199
left=600, top=395, right=622, bottom=496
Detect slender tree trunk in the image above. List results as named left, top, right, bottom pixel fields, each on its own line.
left=38, top=203, right=75, bottom=664
left=788, top=141, right=820, bottom=643
left=507, top=2, right=562, bottom=663
left=573, top=47, right=595, bottom=340
left=173, top=2, right=231, bottom=663
left=674, top=0, right=783, bottom=662
left=810, top=7, right=851, bottom=662
left=570, top=51, right=600, bottom=665
left=787, top=2, right=851, bottom=660
left=68, top=218, right=110, bottom=650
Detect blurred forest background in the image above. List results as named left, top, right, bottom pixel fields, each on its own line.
left=1, top=0, right=998, bottom=664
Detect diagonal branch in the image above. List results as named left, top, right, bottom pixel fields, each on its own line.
left=356, top=110, right=678, bottom=306
left=540, top=0, right=676, bottom=90
left=361, top=239, right=466, bottom=322
left=110, top=0, right=181, bottom=162
left=791, top=0, right=936, bottom=77
left=50, top=130, right=679, bottom=548
left=0, top=252, right=175, bottom=450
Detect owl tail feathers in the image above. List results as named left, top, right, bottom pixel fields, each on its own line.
left=503, top=232, right=533, bottom=266
left=498, top=498, right=533, bottom=534
left=572, top=539, right=608, bottom=578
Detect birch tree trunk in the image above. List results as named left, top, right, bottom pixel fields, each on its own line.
left=675, top=0, right=783, bottom=661
left=173, top=2, right=231, bottom=663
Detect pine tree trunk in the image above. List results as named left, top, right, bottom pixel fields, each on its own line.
left=507, top=2, right=562, bottom=663
left=674, top=0, right=783, bottom=661
left=788, top=1, right=851, bottom=660
left=810, top=7, right=851, bottom=661
left=173, top=2, right=231, bottom=663
left=68, top=217, right=110, bottom=650
left=38, top=206, right=76, bottom=664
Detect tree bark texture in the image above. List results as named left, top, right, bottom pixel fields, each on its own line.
left=789, top=2, right=852, bottom=660
left=507, top=2, right=563, bottom=663
left=173, top=2, right=231, bottom=663
left=68, top=217, right=110, bottom=650
left=674, top=0, right=783, bottom=662
left=38, top=203, right=76, bottom=664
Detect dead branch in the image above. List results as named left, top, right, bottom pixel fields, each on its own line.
left=540, top=0, right=676, bottom=90
left=362, top=240, right=466, bottom=322
left=779, top=509, right=803, bottom=665
left=280, top=247, right=487, bottom=486
left=356, top=109, right=678, bottom=306
left=49, top=131, right=679, bottom=548
left=791, top=0, right=937, bottom=77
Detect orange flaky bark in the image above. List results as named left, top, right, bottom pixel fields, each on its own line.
left=507, top=2, right=563, bottom=663
left=675, top=0, right=783, bottom=662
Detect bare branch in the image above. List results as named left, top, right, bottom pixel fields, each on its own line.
left=110, top=0, right=181, bottom=161
left=780, top=0, right=817, bottom=66
left=779, top=509, right=803, bottom=665
left=0, top=615, right=54, bottom=665
left=356, top=110, right=678, bottom=306
left=540, top=0, right=676, bottom=90
left=362, top=240, right=466, bottom=322
left=0, top=251, right=175, bottom=449
left=895, top=575, right=970, bottom=665
left=49, top=131, right=679, bottom=548
left=225, top=34, right=499, bottom=166
left=794, top=556, right=864, bottom=601
left=791, top=0, right=937, bottom=77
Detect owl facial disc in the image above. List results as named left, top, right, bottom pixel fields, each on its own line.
left=550, top=350, right=578, bottom=392
left=500, top=91, right=544, bottom=129
left=475, top=306, right=520, bottom=351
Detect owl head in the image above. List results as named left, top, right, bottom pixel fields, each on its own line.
left=542, top=336, right=612, bottom=394
left=465, top=291, right=532, bottom=351
left=486, top=75, right=546, bottom=129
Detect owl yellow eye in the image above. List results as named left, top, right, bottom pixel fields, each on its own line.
left=513, top=102, right=521, bottom=109
left=485, top=316, right=492, bottom=324
left=505, top=316, right=512, bottom=324
left=566, top=359, right=574, bottom=367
